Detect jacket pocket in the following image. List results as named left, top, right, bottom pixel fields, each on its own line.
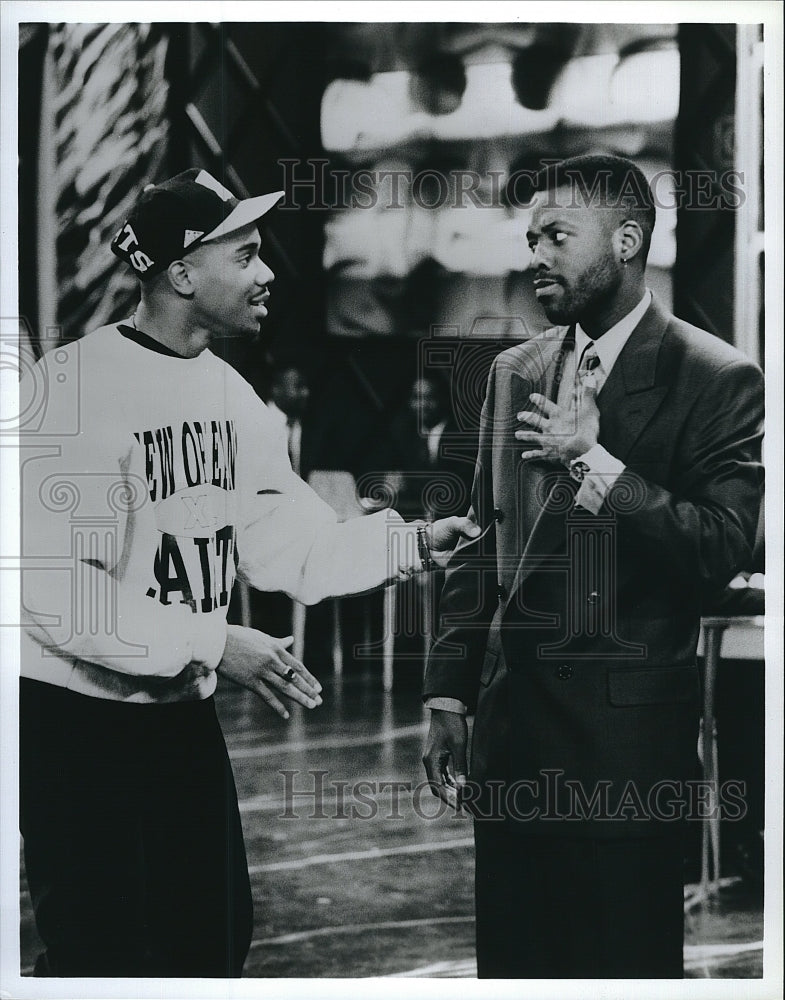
left=607, top=664, right=698, bottom=707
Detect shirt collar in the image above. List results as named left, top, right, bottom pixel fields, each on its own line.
left=266, top=401, right=287, bottom=425
left=575, top=289, right=652, bottom=374
left=118, top=322, right=188, bottom=359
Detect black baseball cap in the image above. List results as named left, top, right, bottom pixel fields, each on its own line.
left=110, top=168, right=284, bottom=281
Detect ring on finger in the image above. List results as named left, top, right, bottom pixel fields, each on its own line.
left=283, top=666, right=297, bottom=682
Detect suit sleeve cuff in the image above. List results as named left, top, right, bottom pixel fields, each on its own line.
left=573, top=444, right=626, bottom=515
left=424, top=696, right=468, bottom=715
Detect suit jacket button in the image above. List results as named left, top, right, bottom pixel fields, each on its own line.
left=587, top=591, right=600, bottom=604
left=497, top=584, right=507, bottom=602
left=556, top=664, right=573, bottom=680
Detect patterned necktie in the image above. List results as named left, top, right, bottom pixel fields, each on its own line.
left=576, top=342, right=600, bottom=390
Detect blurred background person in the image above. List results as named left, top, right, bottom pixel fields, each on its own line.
left=384, top=374, right=474, bottom=519
left=376, top=374, right=476, bottom=680
left=265, top=364, right=312, bottom=478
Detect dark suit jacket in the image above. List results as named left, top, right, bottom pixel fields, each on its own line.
left=424, top=297, right=764, bottom=836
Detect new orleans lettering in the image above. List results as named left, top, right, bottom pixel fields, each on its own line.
left=181, top=420, right=237, bottom=490
left=135, top=420, right=237, bottom=499
left=136, top=420, right=239, bottom=613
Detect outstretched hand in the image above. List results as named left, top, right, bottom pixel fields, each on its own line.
left=218, top=625, right=323, bottom=720
left=515, top=383, right=600, bottom=466
left=428, top=515, right=482, bottom=567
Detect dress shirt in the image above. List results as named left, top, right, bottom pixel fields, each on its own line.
left=564, top=290, right=651, bottom=513
left=573, top=289, right=652, bottom=396
left=426, top=420, right=448, bottom=464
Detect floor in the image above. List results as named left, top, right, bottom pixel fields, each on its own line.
left=19, top=663, right=764, bottom=980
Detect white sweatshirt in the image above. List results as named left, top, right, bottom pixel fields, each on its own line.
left=20, top=322, right=420, bottom=702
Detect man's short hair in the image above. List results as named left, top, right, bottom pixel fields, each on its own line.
left=532, top=154, right=656, bottom=257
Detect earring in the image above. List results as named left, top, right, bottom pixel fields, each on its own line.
left=621, top=257, right=628, bottom=266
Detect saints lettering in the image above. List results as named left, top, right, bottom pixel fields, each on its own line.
left=133, top=420, right=239, bottom=613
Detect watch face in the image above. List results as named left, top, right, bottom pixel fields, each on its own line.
left=570, top=460, right=590, bottom=483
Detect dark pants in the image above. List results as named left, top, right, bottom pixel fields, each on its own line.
left=474, top=820, right=685, bottom=978
left=20, top=679, right=253, bottom=978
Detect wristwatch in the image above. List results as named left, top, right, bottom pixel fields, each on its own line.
left=568, top=458, right=591, bottom=483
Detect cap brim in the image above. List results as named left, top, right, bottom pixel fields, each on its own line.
left=202, top=191, right=285, bottom=242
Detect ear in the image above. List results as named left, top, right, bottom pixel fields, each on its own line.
left=165, top=259, right=195, bottom=296
left=613, top=219, right=645, bottom=264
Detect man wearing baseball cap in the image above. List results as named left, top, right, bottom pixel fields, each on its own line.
left=19, top=168, right=479, bottom=977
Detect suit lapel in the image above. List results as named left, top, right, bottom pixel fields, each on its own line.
left=498, top=327, right=572, bottom=405
left=506, top=297, right=671, bottom=603
left=500, top=330, right=573, bottom=587
left=596, top=297, right=670, bottom=463
left=506, top=469, right=575, bottom=603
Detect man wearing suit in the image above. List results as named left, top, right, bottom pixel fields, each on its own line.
left=422, top=155, right=764, bottom=978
